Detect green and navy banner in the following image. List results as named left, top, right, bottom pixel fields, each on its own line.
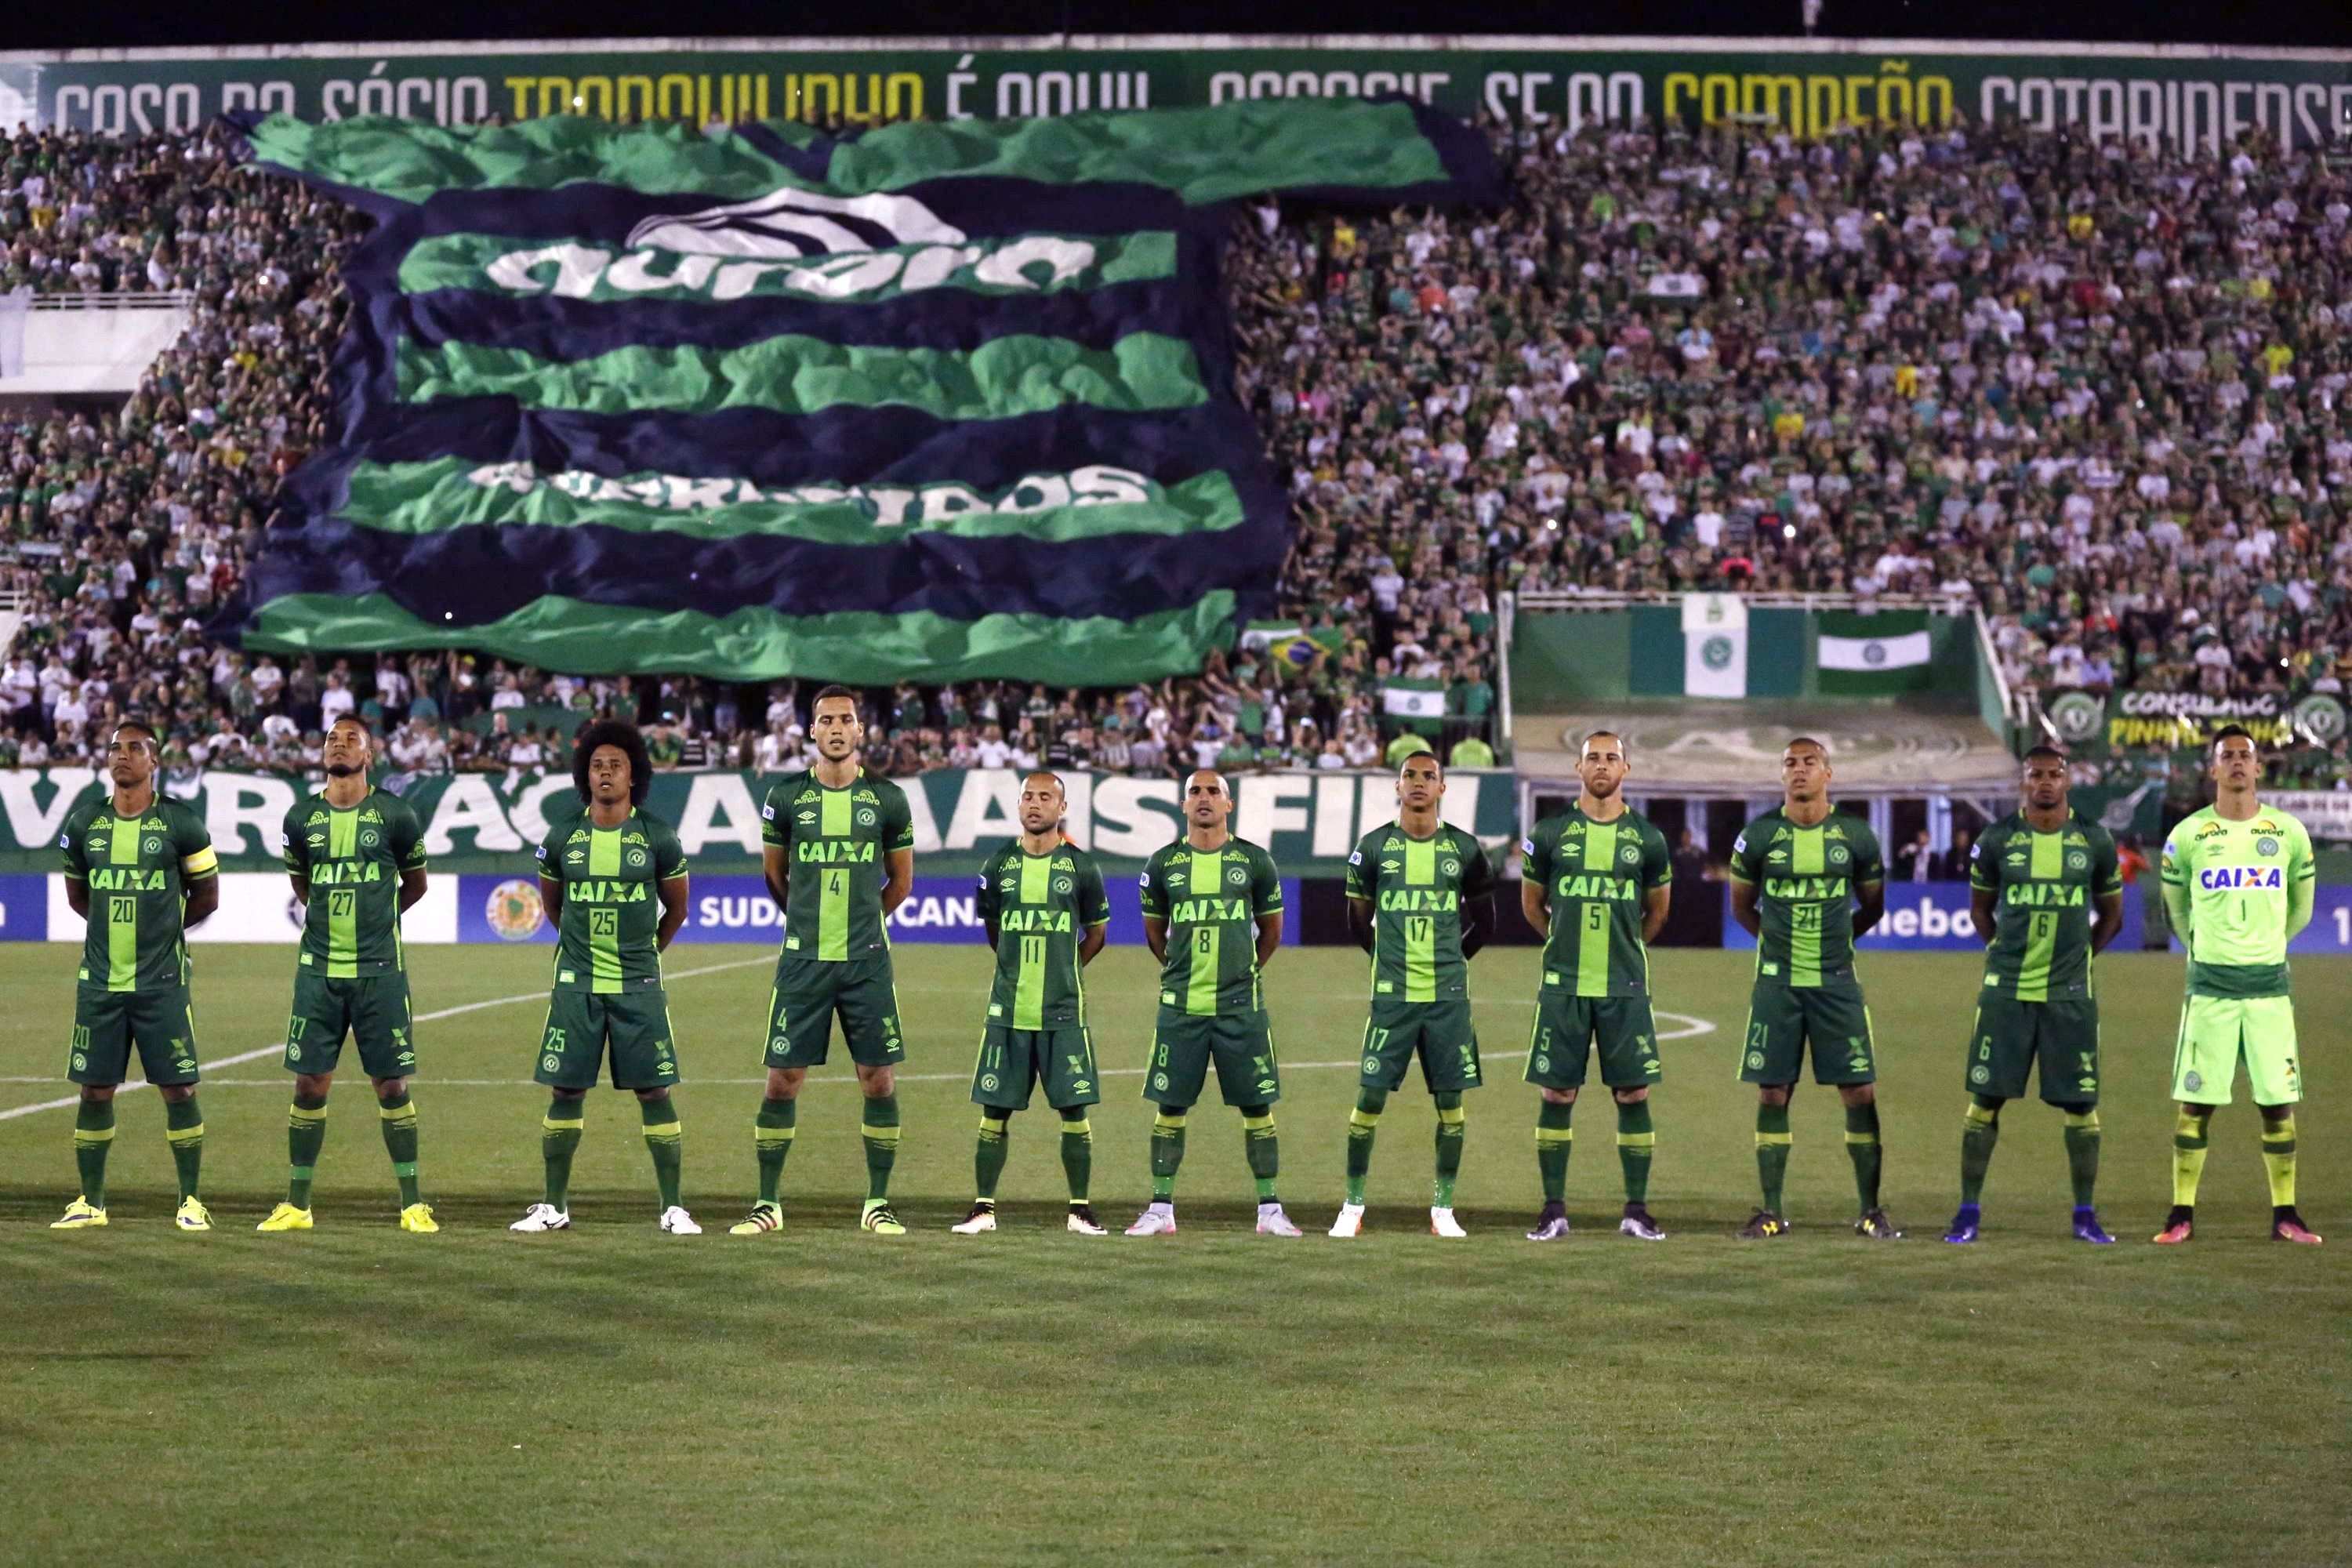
left=220, top=102, right=1497, bottom=682
left=1817, top=609, right=1934, bottom=694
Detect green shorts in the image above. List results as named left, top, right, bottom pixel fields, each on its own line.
left=284, top=967, right=417, bottom=1080
left=2172, top=993, right=2301, bottom=1106
left=971, top=1025, right=1100, bottom=1112
left=1525, top=992, right=1662, bottom=1091
left=1964, top=993, right=2099, bottom=1105
left=69, top=985, right=200, bottom=1087
left=1145, top=1008, right=1280, bottom=1108
left=1739, top=983, right=1876, bottom=1086
left=537, top=987, right=680, bottom=1091
left=1359, top=998, right=1483, bottom=1094
left=764, top=953, right=906, bottom=1070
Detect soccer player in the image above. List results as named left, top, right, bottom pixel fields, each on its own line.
left=1942, top=746, right=2124, bottom=1246
left=1330, top=752, right=1497, bottom=1239
left=509, top=721, right=697, bottom=1235
left=1728, top=738, right=1898, bottom=1240
left=256, top=717, right=436, bottom=1233
left=1517, top=731, right=1671, bottom=1243
left=950, top=771, right=1113, bottom=1236
left=731, top=685, right=915, bottom=1237
left=51, top=720, right=220, bottom=1231
left=2154, top=726, right=2322, bottom=1246
left=1125, top=771, right=1299, bottom=1237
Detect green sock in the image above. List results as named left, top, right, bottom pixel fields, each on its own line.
left=1242, top=1107, right=1279, bottom=1202
left=1536, top=1098, right=1573, bottom=1202
left=378, top=1090, right=420, bottom=1207
left=640, top=1098, right=682, bottom=1210
left=1345, top=1088, right=1385, bottom=1205
left=1432, top=1092, right=1465, bottom=1209
left=1615, top=1098, right=1653, bottom=1206
left=1149, top=1110, right=1187, bottom=1200
left=1058, top=1109, right=1092, bottom=1203
left=2063, top=1109, right=2100, bottom=1208
left=1959, top=1098, right=2000, bottom=1206
left=1845, top=1101, right=1883, bottom=1211
left=73, top=1099, right=115, bottom=1208
left=542, top=1096, right=583, bottom=1209
left=861, top=1092, right=900, bottom=1202
left=754, top=1096, right=797, bottom=1204
left=975, top=1111, right=1010, bottom=1201
left=1755, top=1102, right=1791, bottom=1213
left=287, top=1094, right=328, bottom=1208
left=2261, top=1113, right=2297, bottom=1208
left=2172, top=1107, right=2212, bottom=1207
left=164, top=1094, right=204, bottom=1201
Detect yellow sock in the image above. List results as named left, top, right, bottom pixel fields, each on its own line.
left=2172, top=1108, right=2212, bottom=1207
left=2260, top=1115, right=2297, bottom=1208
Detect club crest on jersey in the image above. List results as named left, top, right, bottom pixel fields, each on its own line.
left=2198, top=866, right=2283, bottom=890
left=1441, top=859, right=1460, bottom=877
left=2256, top=837, right=2280, bottom=856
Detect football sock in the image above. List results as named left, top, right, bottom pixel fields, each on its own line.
left=861, top=1092, right=900, bottom=1201
left=1241, top=1106, right=1279, bottom=1201
left=1345, top=1088, right=1385, bottom=1204
left=1149, top=1109, right=1188, bottom=1199
left=2063, top=1109, right=2100, bottom=1208
left=541, top=1096, right=583, bottom=1209
left=1615, top=1098, right=1653, bottom=1206
left=1958, top=1097, right=2001, bottom=1206
left=975, top=1111, right=1011, bottom=1201
left=1845, top=1101, right=1883, bottom=1210
left=754, top=1096, right=797, bottom=1203
left=640, top=1098, right=682, bottom=1210
left=1432, top=1092, right=1465, bottom=1208
left=2260, top=1113, right=2297, bottom=1208
left=73, top=1098, right=114, bottom=1208
left=1058, top=1108, right=1092, bottom=1203
left=1536, top=1098, right=1573, bottom=1203
left=164, top=1094, right=203, bottom=1200
left=1755, top=1102, right=1791, bottom=1212
left=378, top=1089, right=420, bottom=1207
left=287, top=1094, right=328, bottom=1207
left=2172, top=1107, right=2212, bottom=1207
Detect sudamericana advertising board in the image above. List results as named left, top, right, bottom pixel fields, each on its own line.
left=0, top=35, right=2344, bottom=151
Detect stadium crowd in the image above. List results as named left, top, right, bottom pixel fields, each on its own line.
left=5, top=111, right=2352, bottom=787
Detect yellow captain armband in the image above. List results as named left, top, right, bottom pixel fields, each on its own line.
left=181, top=847, right=220, bottom=878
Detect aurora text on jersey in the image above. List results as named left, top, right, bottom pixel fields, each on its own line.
left=761, top=770, right=915, bottom=962
left=1729, top=808, right=1886, bottom=987
left=1520, top=808, right=1671, bottom=997
left=282, top=789, right=428, bottom=978
left=1138, top=838, right=1284, bottom=1015
left=536, top=808, right=688, bottom=992
left=1971, top=811, right=2122, bottom=1001
left=1345, top=824, right=1497, bottom=1002
left=60, top=795, right=218, bottom=991
left=975, top=840, right=1112, bottom=1029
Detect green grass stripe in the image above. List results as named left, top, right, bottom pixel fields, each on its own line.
left=396, top=229, right=1179, bottom=303
left=244, top=590, right=1240, bottom=686
left=341, top=457, right=1246, bottom=547
left=245, top=100, right=1446, bottom=209
left=394, top=332, right=1206, bottom=418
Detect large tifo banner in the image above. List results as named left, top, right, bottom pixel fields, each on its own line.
left=2, top=37, right=2347, bottom=151
left=220, top=102, right=1497, bottom=683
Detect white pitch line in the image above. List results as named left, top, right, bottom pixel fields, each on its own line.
left=0, top=955, right=773, bottom=1122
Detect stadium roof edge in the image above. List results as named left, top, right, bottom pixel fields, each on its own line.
left=1, top=34, right=2348, bottom=67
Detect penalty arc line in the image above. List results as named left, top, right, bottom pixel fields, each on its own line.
left=0, top=954, right=775, bottom=1122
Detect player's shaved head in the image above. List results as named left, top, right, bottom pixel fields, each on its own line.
left=1184, top=770, right=1229, bottom=800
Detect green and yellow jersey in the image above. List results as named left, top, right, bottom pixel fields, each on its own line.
left=1729, top=807, right=1885, bottom=989
left=1970, top=810, right=2122, bottom=1001
left=59, top=793, right=217, bottom=991
left=281, top=789, right=427, bottom=978
left=1345, top=822, right=1496, bottom=1003
left=535, top=807, right=687, bottom=993
left=2161, top=804, right=2316, bottom=999
left=1138, top=836, right=1283, bottom=1016
left=974, top=838, right=1112, bottom=1029
left=760, top=769, right=915, bottom=962
left=1520, top=807, right=1671, bottom=997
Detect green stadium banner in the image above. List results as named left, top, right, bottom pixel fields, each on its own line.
left=3, top=37, right=2347, bottom=149
left=1816, top=609, right=1935, bottom=695
left=0, top=766, right=1517, bottom=876
left=2042, top=688, right=2350, bottom=753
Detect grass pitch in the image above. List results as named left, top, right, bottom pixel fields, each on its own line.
left=1, top=942, right=2345, bottom=1566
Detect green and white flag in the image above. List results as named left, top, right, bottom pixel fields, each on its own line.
left=1682, top=592, right=1748, bottom=698
left=1382, top=677, right=1448, bottom=731
left=1817, top=609, right=1933, bottom=693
